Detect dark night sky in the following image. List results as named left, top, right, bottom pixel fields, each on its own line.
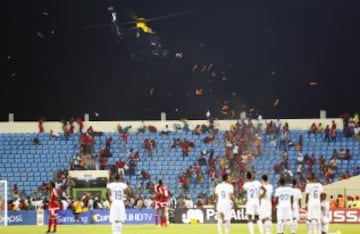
left=2, top=0, right=360, bottom=121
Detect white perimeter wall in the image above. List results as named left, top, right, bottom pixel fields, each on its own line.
left=0, top=118, right=343, bottom=133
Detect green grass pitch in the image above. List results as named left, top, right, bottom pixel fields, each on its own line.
left=0, top=224, right=357, bottom=234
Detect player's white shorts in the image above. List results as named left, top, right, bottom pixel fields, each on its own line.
left=110, top=200, right=126, bottom=224
left=217, top=201, right=232, bottom=221
left=277, top=204, right=292, bottom=221
left=307, top=202, right=321, bottom=221
left=259, top=200, right=272, bottom=220
left=246, top=199, right=260, bottom=217
left=292, top=206, right=299, bottom=220
left=321, top=216, right=329, bottom=233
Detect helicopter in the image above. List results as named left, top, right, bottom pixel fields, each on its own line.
left=85, top=7, right=191, bottom=59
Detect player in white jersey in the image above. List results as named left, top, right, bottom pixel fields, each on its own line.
left=320, top=193, right=330, bottom=234
left=106, top=174, right=128, bottom=234
left=305, top=174, right=323, bottom=234
left=275, top=177, right=293, bottom=234
left=259, top=175, right=273, bottom=234
left=243, top=171, right=263, bottom=234
left=215, top=173, right=238, bottom=234
left=291, top=179, right=302, bottom=234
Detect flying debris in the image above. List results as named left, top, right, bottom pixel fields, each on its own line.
left=175, top=52, right=183, bottom=59
left=36, top=32, right=44, bottom=38
left=221, top=102, right=230, bottom=115
left=9, top=72, right=17, bottom=79
left=273, top=99, right=279, bottom=106
left=195, top=89, right=203, bottom=96
left=149, top=88, right=155, bottom=95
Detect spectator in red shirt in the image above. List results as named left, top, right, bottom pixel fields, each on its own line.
left=148, top=125, right=157, bottom=133
left=38, top=117, right=44, bottom=133
left=77, top=118, right=84, bottom=133
left=69, top=117, right=75, bottom=134
left=181, top=141, right=190, bottom=160
left=116, top=160, right=126, bottom=176
left=331, top=120, right=337, bottom=131
left=100, top=156, right=108, bottom=170
left=122, top=133, right=128, bottom=144
left=237, top=177, right=244, bottom=193
left=179, top=173, right=189, bottom=192
left=331, top=128, right=337, bottom=142
left=331, top=121, right=337, bottom=142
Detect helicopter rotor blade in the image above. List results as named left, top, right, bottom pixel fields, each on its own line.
left=83, top=23, right=113, bottom=29
left=119, top=20, right=138, bottom=26
left=119, top=8, right=138, bottom=21
left=145, top=10, right=193, bottom=22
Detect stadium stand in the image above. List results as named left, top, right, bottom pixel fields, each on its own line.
left=0, top=118, right=359, bottom=207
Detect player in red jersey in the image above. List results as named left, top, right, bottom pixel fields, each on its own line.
left=158, top=180, right=170, bottom=227
left=47, top=182, right=60, bottom=233
left=154, top=182, right=162, bottom=226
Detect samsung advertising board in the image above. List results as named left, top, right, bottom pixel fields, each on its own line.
left=44, top=209, right=154, bottom=225
left=44, top=209, right=90, bottom=225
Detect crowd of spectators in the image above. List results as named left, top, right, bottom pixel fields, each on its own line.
left=5, top=114, right=360, bottom=211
